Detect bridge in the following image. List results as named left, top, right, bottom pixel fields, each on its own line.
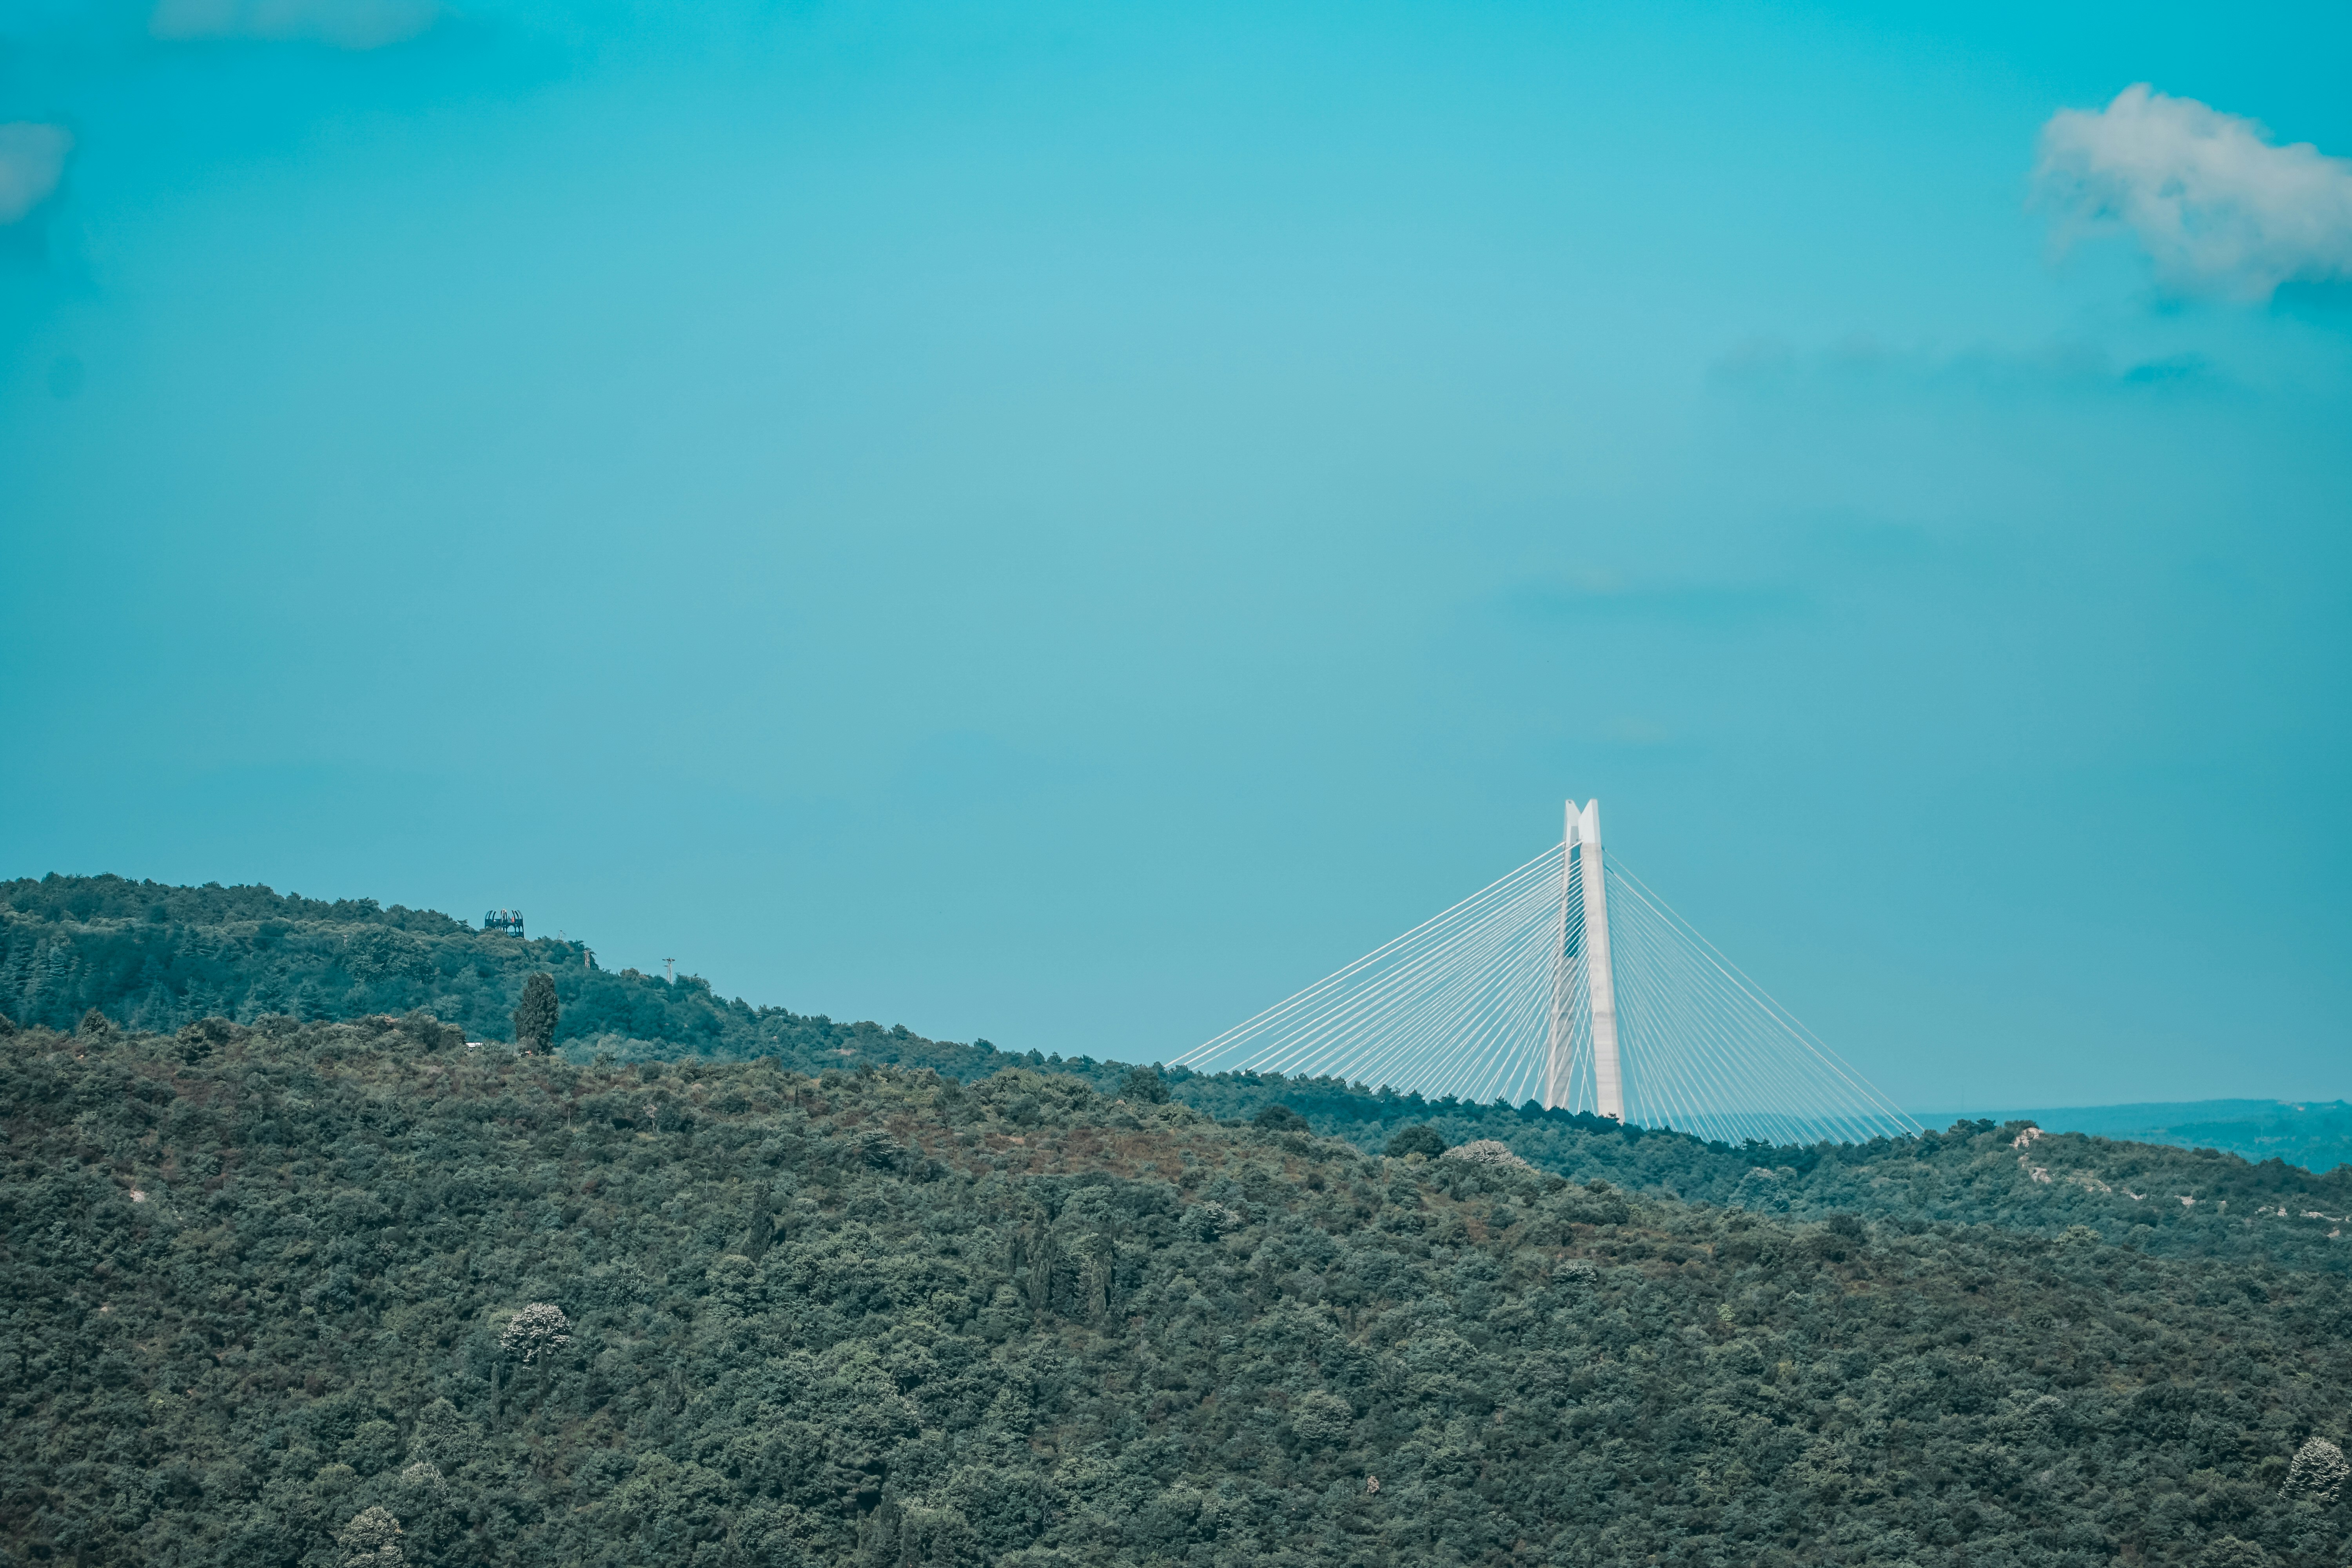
left=1173, top=800, right=1920, bottom=1148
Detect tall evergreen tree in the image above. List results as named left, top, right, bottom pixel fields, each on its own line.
left=513, top=971, right=558, bottom=1053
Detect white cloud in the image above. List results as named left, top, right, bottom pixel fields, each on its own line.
left=2035, top=83, right=2352, bottom=299
left=0, top=123, right=73, bottom=225
left=150, top=0, right=439, bottom=49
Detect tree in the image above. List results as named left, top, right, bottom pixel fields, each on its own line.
left=1253, top=1103, right=1308, bottom=1132
left=501, top=1302, right=573, bottom=1364
left=1385, top=1123, right=1446, bottom=1160
left=2284, top=1436, right=2348, bottom=1504
left=336, top=1506, right=404, bottom=1566
left=1290, top=1391, right=1354, bottom=1446
left=1120, top=1065, right=1171, bottom=1104
left=1441, top=1138, right=1529, bottom=1169
left=513, top=973, right=558, bottom=1053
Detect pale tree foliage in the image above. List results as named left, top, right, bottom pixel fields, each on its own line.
left=499, top=1302, right=572, bottom=1364
left=1441, top=1140, right=1532, bottom=1171
left=2283, top=1436, right=2348, bottom=1504
left=336, top=1506, right=404, bottom=1566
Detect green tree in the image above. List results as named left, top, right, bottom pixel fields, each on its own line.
left=1385, top=1123, right=1446, bottom=1159
left=1120, top=1065, right=1171, bottom=1104
left=513, top=972, right=558, bottom=1052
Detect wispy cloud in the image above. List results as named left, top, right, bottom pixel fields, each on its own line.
left=2034, top=84, right=2352, bottom=300
left=1504, top=574, right=1809, bottom=630
left=0, top=123, right=72, bottom=225
left=149, top=0, right=439, bottom=49
left=1714, top=332, right=2220, bottom=396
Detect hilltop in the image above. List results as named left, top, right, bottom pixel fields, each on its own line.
left=0, top=873, right=1006, bottom=1078
left=1921, top=1100, right=2352, bottom=1177
left=3, top=1016, right=2348, bottom=1567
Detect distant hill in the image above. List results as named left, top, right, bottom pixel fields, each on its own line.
left=0, top=872, right=1009, bottom=1078
left=1145, top=1071, right=2352, bottom=1274
left=1921, top=1100, right=2352, bottom=1177
left=5, top=873, right=2348, bottom=1276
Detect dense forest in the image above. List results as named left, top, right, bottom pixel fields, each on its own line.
left=4, top=1014, right=2350, bottom=1568
left=0, top=875, right=866, bottom=1067
left=5, top=874, right=2348, bottom=1278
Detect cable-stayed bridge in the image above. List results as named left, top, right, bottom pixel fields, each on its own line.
left=1173, top=800, right=1920, bottom=1148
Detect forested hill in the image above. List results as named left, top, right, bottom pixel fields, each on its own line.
left=0, top=873, right=1006, bottom=1077
left=1180, top=1083, right=2352, bottom=1276
left=1929, top=1100, right=2352, bottom=1179
left=5, top=1017, right=2351, bottom=1568
left=5, top=874, right=2348, bottom=1274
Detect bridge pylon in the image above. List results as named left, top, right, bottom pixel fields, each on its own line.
left=1545, top=799, right=1622, bottom=1118
left=1176, top=797, right=1919, bottom=1147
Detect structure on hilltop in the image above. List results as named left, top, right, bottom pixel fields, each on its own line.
left=1177, top=799, right=1918, bottom=1148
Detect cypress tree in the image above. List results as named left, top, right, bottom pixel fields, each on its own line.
left=514, top=972, right=558, bottom=1053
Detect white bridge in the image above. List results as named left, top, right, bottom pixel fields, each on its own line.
left=1174, top=800, right=1919, bottom=1147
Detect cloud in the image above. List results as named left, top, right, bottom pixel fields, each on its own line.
left=1714, top=332, right=2221, bottom=396
left=2034, top=84, right=2352, bottom=300
left=1504, top=575, right=1809, bottom=630
left=150, top=0, right=439, bottom=49
left=0, top=123, right=73, bottom=225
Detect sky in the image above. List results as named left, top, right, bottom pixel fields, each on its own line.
left=3, top=0, right=2348, bottom=1111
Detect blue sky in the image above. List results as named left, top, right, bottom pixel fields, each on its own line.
left=4, top=0, right=2348, bottom=1109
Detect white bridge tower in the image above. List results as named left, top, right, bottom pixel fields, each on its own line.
left=1176, top=794, right=1919, bottom=1146
left=1544, top=799, right=1622, bottom=1118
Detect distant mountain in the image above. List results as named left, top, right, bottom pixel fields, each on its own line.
left=1920, top=1099, right=2352, bottom=1177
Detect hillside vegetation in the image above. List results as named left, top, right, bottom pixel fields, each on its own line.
left=4, top=1016, right=2349, bottom=1568
left=1928, top=1102, right=2352, bottom=1179
left=5, top=874, right=2348, bottom=1281
left=0, top=875, right=973, bottom=1073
